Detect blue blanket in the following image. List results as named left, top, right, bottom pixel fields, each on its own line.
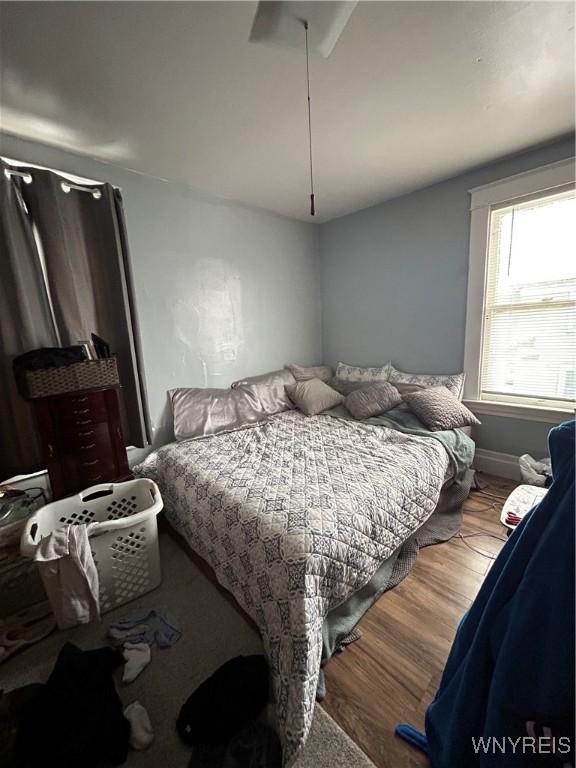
left=426, top=420, right=575, bottom=767
left=323, top=404, right=475, bottom=481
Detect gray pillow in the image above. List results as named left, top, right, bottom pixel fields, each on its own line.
left=344, top=382, right=402, bottom=420
left=329, top=378, right=372, bottom=395
left=170, top=387, right=268, bottom=441
left=402, top=386, right=480, bottom=431
left=231, top=368, right=296, bottom=414
left=334, top=361, right=391, bottom=383
left=389, top=365, right=465, bottom=399
left=393, top=382, right=426, bottom=395
left=286, top=378, right=344, bottom=416
left=286, top=363, right=333, bottom=383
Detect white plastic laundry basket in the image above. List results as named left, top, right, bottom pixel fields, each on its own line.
left=20, top=479, right=163, bottom=613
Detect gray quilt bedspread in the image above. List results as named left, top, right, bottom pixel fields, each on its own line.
left=324, top=404, right=475, bottom=480
left=134, top=410, right=451, bottom=765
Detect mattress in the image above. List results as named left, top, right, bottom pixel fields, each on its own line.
left=135, top=410, right=459, bottom=765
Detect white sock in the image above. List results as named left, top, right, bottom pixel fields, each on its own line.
left=124, top=701, right=154, bottom=750
left=122, top=642, right=151, bottom=683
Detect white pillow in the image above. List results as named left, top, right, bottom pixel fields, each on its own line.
left=389, top=365, right=465, bottom=399
left=334, top=361, right=391, bottom=383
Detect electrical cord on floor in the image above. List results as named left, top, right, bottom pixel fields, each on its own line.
left=465, top=500, right=499, bottom=514
left=455, top=532, right=508, bottom=559
left=465, top=488, right=511, bottom=521
left=472, top=489, right=510, bottom=502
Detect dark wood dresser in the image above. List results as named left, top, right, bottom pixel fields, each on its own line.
left=31, top=386, right=131, bottom=499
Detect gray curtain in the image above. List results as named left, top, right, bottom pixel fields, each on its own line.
left=0, top=161, right=59, bottom=478
left=112, top=188, right=151, bottom=445
left=0, top=161, right=150, bottom=479
left=19, top=169, right=150, bottom=448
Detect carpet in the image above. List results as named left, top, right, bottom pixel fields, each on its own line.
left=1, top=533, right=376, bottom=768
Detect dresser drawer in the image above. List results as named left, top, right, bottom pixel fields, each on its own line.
left=60, top=447, right=116, bottom=491
left=59, top=421, right=112, bottom=452
left=32, top=387, right=130, bottom=499
left=77, top=454, right=116, bottom=485
left=54, top=391, right=108, bottom=429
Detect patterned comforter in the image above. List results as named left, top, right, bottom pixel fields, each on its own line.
left=135, top=410, right=450, bottom=764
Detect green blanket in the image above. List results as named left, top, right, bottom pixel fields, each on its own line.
left=323, top=404, right=475, bottom=481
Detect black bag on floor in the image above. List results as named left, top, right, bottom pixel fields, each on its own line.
left=177, top=655, right=269, bottom=748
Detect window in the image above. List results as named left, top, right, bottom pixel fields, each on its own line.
left=481, top=188, right=575, bottom=408
left=464, top=158, right=576, bottom=420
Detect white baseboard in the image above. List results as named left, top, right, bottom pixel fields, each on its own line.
left=474, top=448, right=521, bottom=481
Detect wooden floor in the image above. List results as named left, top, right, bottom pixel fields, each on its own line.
left=321, top=474, right=517, bottom=768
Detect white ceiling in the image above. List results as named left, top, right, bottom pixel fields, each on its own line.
left=0, top=1, right=574, bottom=222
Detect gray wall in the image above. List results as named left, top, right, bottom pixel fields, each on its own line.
left=320, top=136, right=575, bottom=457
left=1, top=133, right=322, bottom=449
left=3, top=131, right=572, bottom=460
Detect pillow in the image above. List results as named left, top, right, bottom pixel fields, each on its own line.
left=231, top=368, right=296, bottom=414
left=389, top=365, right=465, bottom=399
left=402, top=386, right=480, bottom=431
left=286, top=363, right=333, bottom=383
left=329, top=378, right=373, bottom=396
left=286, top=378, right=344, bottom=416
left=334, top=361, right=391, bottom=383
left=344, top=382, right=402, bottom=420
left=170, top=388, right=268, bottom=441
left=393, top=382, right=426, bottom=395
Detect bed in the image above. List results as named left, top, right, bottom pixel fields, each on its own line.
left=135, top=406, right=475, bottom=765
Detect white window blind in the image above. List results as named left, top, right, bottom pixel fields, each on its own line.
left=480, top=186, right=576, bottom=409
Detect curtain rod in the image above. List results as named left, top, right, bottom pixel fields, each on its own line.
left=61, top=181, right=102, bottom=199
left=4, top=167, right=32, bottom=183
left=2, top=155, right=120, bottom=195
left=4, top=166, right=103, bottom=199
left=4, top=166, right=107, bottom=200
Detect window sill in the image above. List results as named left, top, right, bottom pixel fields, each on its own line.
left=463, top=399, right=574, bottom=424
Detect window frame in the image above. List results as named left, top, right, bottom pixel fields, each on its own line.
left=463, top=157, right=576, bottom=423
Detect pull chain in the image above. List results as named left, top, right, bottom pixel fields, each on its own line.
left=304, top=20, right=315, bottom=216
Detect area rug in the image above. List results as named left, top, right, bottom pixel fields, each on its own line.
left=1, top=533, right=376, bottom=768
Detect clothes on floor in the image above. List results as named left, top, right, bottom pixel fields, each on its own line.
left=108, top=607, right=181, bottom=648
left=0, top=683, right=44, bottom=768
left=33, top=523, right=100, bottom=629
left=191, top=722, right=282, bottom=768
left=425, top=420, right=575, bottom=767
left=122, top=641, right=151, bottom=683
left=177, top=655, right=277, bottom=767
left=124, top=701, right=154, bottom=750
left=177, top=655, right=269, bottom=748
left=15, top=642, right=130, bottom=768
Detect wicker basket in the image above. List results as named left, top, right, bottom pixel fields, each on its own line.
left=19, top=358, right=119, bottom=399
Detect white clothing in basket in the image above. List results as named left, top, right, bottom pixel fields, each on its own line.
left=34, top=523, right=100, bottom=629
